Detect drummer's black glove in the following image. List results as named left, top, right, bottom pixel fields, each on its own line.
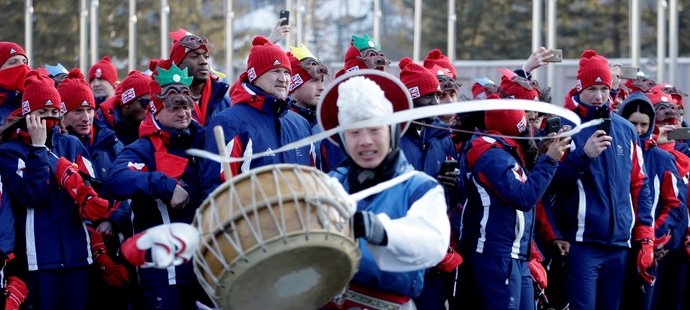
left=354, top=211, right=388, bottom=246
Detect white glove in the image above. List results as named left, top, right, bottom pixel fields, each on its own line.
left=121, top=223, right=200, bottom=269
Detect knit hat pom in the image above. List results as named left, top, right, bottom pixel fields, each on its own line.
left=427, top=49, right=443, bottom=59
left=337, top=76, right=393, bottom=128
left=581, top=50, right=598, bottom=59
left=252, top=36, right=270, bottom=46
left=67, top=67, right=84, bottom=80
left=398, top=57, right=413, bottom=70
left=149, top=59, right=159, bottom=72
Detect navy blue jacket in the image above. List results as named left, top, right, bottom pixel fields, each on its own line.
left=104, top=118, right=205, bottom=287
left=0, top=127, right=94, bottom=271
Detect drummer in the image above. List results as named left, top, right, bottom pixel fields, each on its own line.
left=319, top=70, right=450, bottom=309
left=103, top=60, right=211, bottom=309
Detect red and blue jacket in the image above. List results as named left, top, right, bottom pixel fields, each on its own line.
left=618, top=92, right=688, bottom=250
left=104, top=115, right=205, bottom=287
left=0, top=127, right=94, bottom=271
left=460, top=133, right=558, bottom=259
left=193, top=77, right=230, bottom=126
left=544, top=93, right=653, bottom=247
left=201, top=81, right=314, bottom=197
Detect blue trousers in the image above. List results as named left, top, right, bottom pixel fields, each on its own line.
left=566, top=242, right=628, bottom=310
left=460, top=252, right=534, bottom=310
left=24, top=265, right=90, bottom=310
left=138, top=282, right=211, bottom=310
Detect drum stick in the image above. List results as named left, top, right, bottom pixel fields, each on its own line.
left=213, top=125, right=232, bottom=181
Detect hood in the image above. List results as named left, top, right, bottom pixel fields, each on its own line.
left=618, top=91, right=655, bottom=139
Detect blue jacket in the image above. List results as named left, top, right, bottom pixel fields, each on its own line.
left=545, top=94, right=653, bottom=247
left=201, top=82, right=313, bottom=197
left=329, top=154, right=438, bottom=297
left=0, top=189, right=14, bottom=260
left=400, top=120, right=457, bottom=177
left=95, top=98, right=140, bottom=146
left=618, top=93, right=688, bottom=250
left=461, top=134, right=558, bottom=259
left=0, top=87, right=20, bottom=127
left=104, top=118, right=205, bottom=287
left=0, top=127, right=94, bottom=271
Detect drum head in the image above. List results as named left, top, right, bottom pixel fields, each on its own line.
left=216, top=233, right=359, bottom=309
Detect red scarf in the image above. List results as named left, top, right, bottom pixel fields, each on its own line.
left=138, top=113, right=188, bottom=179
left=192, top=79, right=213, bottom=126
left=0, top=65, right=29, bottom=92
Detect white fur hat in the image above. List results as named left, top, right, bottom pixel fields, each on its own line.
left=336, top=76, right=393, bottom=128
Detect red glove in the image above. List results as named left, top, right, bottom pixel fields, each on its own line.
left=76, top=186, right=111, bottom=222
left=436, top=247, right=463, bottom=272
left=90, top=230, right=129, bottom=287
left=529, top=259, right=548, bottom=289
left=3, top=276, right=28, bottom=310
left=56, top=157, right=111, bottom=221
left=634, top=225, right=656, bottom=285
left=122, top=223, right=200, bottom=269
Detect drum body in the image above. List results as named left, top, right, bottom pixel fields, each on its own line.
left=193, top=164, right=360, bottom=309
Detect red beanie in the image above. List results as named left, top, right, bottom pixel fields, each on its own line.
left=423, top=49, right=456, bottom=79
left=646, top=88, right=674, bottom=108
left=398, top=57, right=440, bottom=100
left=21, top=70, right=61, bottom=116
left=287, top=45, right=328, bottom=93
left=337, top=34, right=385, bottom=77
left=168, top=28, right=211, bottom=65
left=485, top=108, right=528, bottom=137
left=576, top=50, right=611, bottom=93
left=245, top=36, right=290, bottom=83
left=498, top=69, right=540, bottom=101
left=119, top=70, right=151, bottom=105
left=57, top=68, right=95, bottom=113
left=88, top=56, right=118, bottom=87
left=0, top=42, right=27, bottom=67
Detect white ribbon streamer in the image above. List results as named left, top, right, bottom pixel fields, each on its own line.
left=187, top=99, right=601, bottom=164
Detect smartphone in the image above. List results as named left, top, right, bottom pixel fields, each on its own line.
left=620, top=66, right=640, bottom=80
left=279, top=10, right=290, bottom=26
left=545, top=117, right=561, bottom=135
left=667, top=127, right=690, bottom=141
left=544, top=49, right=563, bottom=63
left=439, top=160, right=458, bottom=175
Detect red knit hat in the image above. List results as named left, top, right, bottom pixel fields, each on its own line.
left=646, top=88, right=674, bottom=108
left=0, top=42, right=27, bottom=67
left=119, top=70, right=151, bottom=105
left=245, top=36, right=290, bottom=83
left=498, top=68, right=540, bottom=101
left=423, top=49, right=456, bottom=79
left=21, top=70, right=61, bottom=116
left=336, top=34, right=386, bottom=77
left=485, top=108, right=528, bottom=137
left=88, top=56, right=118, bottom=87
left=57, top=68, right=95, bottom=113
left=471, top=78, right=497, bottom=100
left=576, top=50, right=611, bottom=93
left=168, top=28, right=211, bottom=65
left=287, top=45, right=329, bottom=93
left=398, top=57, right=440, bottom=100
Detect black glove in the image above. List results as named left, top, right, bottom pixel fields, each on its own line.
left=353, top=211, right=388, bottom=246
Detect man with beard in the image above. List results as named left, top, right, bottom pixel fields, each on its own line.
left=335, top=33, right=390, bottom=78
left=88, top=56, right=118, bottom=106
left=96, top=70, right=150, bottom=145
left=168, top=29, right=230, bottom=126
left=0, top=42, right=29, bottom=127
left=544, top=50, right=654, bottom=310
left=458, top=104, right=570, bottom=310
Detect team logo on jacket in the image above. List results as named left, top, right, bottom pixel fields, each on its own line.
left=616, top=144, right=624, bottom=156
